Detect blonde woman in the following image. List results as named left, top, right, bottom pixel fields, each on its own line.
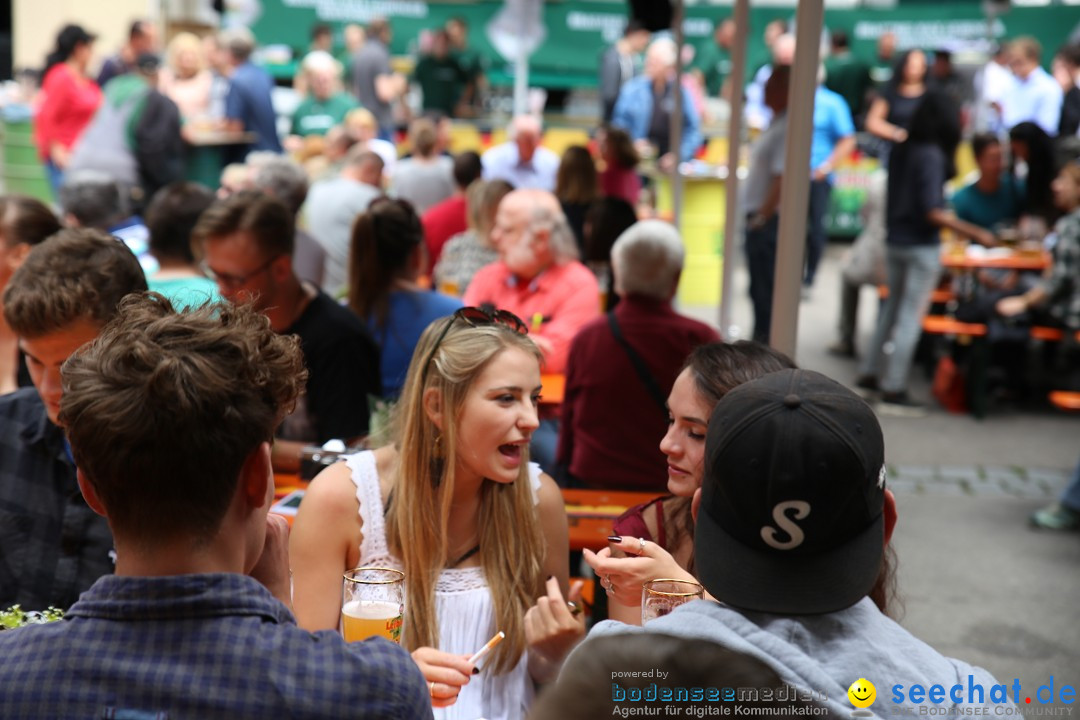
left=160, top=32, right=213, bottom=122
left=291, top=307, right=584, bottom=718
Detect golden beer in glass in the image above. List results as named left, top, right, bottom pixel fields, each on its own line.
left=342, top=567, right=405, bottom=643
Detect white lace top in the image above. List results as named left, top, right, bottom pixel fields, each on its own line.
left=345, top=451, right=541, bottom=720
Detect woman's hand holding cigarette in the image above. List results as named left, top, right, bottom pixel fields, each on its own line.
left=410, top=646, right=475, bottom=708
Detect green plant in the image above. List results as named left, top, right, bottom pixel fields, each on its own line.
left=0, top=605, right=64, bottom=630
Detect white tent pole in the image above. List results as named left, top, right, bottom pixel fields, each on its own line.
left=671, top=0, right=685, bottom=230
left=514, top=48, right=529, bottom=116
left=769, top=0, right=824, bottom=359
left=721, top=0, right=749, bottom=338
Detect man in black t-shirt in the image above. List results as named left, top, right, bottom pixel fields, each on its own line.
left=196, top=191, right=380, bottom=472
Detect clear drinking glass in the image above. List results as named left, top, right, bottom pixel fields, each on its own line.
left=341, top=567, right=405, bottom=643
left=641, top=579, right=704, bottom=624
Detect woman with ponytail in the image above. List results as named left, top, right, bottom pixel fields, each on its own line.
left=347, top=197, right=462, bottom=398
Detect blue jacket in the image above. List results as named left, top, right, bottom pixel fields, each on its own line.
left=612, top=75, right=702, bottom=163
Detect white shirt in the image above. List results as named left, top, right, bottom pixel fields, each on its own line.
left=481, top=141, right=560, bottom=191
left=1001, top=65, right=1063, bottom=137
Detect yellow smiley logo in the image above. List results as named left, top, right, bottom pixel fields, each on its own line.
left=847, top=678, right=876, bottom=708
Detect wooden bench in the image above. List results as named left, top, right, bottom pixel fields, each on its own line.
left=921, top=316, right=989, bottom=418
left=1050, top=391, right=1080, bottom=412
left=922, top=315, right=988, bottom=338
left=878, top=286, right=954, bottom=304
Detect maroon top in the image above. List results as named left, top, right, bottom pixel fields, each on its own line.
left=612, top=496, right=668, bottom=547
left=557, top=294, right=719, bottom=491
left=599, top=166, right=641, bottom=207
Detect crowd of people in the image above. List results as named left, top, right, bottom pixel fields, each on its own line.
left=0, top=9, right=1077, bottom=719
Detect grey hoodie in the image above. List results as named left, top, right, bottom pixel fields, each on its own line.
left=581, top=597, right=1018, bottom=719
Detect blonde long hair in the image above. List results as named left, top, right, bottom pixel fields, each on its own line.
left=386, top=317, right=546, bottom=673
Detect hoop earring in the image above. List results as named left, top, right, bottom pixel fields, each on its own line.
left=430, top=432, right=445, bottom=487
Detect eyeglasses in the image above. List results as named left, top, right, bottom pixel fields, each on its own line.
left=421, top=306, right=528, bottom=384
left=202, top=255, right=281, bottom=290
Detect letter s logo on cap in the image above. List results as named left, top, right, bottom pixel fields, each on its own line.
left=760, top=501, right=811, bottom=550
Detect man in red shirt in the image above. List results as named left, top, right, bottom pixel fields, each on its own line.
left=557, top=220, right=719, bottom=491
left=463, top=188, right=600, bottom=471
left=422, top=151, right=481, bottom=275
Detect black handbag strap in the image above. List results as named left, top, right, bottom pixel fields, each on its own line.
left=607, top=312, right=667, bottom=413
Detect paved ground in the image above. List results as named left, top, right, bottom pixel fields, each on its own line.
left=682, top=241, right=1080, bottom=710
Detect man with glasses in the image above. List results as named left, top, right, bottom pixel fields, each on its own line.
left=196, top=191, right=380, bottom=473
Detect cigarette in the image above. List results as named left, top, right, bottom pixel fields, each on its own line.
left=467, top=631, right=505, bottom=665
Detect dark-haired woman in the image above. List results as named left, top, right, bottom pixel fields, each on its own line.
left=585, top=341, right=795, bottom=624
left=864, top=49, right=927, bottom=165
left=348, top=197, right=462, bottom=398
left=857, top=92, right=996, bottom=411
left=35, top=24, right=101, bottom=197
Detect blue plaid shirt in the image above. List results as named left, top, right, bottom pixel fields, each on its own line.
left=0, top=573, right=433, bottom=720
left=0, top=387, right=115, bottom=611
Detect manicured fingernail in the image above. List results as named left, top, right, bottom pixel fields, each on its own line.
left=607, top=535, right=622, bottom=543
left=547, top=575, right=554, bottom=580
left=472, top=667, right=480, bottom=675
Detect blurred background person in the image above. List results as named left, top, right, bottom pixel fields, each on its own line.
left=446, top=16, right=485, bottom=117
left=289, top=51, right=358, bottom=143
left=351, top=18, right=407, bottom=141
left=582, top=196, right=639, bottom=310
left=144, top=182, right=221, bottom=308
left=825, top=29, right=872, bottom=127
left=305, top=148, right=386, bottom=297
left=558, top=221, right=718, bottom=492
left=390, top=117, right=454, bottom=214
left=250, top=153, right=326, bottom=288
left=1009, top=121, right=1059, bottom=224
left=345, top=107, right=398, bottom=175
left=59, top=170, right=156, bottom=273
left=599, top=19, right=650, bottom=124
left=1053, top=44, right=1080, bottom=137
left=0, top=197, right=62, bottom=394
left=858, top=92, right=995, bottom=412
left=67, top=53, right=184, bottom=208
left=433, top=178, right=512, bottom=296
left=220, top=27, right=282, bottom=154
left=35, top=24, right=101, bottom=197
left=744, top=33, right=795, bottom=133
left=482, top=115, right=559, bottom=191
left=1001, top=37, right=1063, bottom=137
left=412, top=29, right=466, bottom=118
left=865, top=49, right=928, bottom=166
left=159, top=32, right=213, bottom=123
left=690, top=18, right=734, bottom=102
left=96, top=19, right=158, bottom=87
left=612, top=37, right=702, bottom=168
left=422, top=151, right=483, bottom=275
left=974, top=43, right=1015, bottom=134
left=554, top=146, right=600, bottom=253
left=348, top=198, right=462, bottom=398
left=598, top=126, right=641, bottom=207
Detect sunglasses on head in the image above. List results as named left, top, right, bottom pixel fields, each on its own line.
left=421, top=306, right=529, bottom=384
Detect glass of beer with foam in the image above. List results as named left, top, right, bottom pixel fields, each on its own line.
left=342, top=567, right=405, bottom=643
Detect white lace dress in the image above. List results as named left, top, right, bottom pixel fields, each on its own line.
left=345, top=451, right=539, bottom=720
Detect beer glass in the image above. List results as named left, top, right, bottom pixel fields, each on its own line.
left=641, top=579, right=704, bottom=624
left=342, top=567, right=405, bottom=643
